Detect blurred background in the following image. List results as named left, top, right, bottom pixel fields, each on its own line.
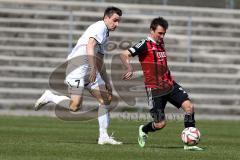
left=0, top=0, right=239, bottom=120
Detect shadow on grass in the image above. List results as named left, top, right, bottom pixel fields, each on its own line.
left=121, top=142, right=137, bottom=145
left=56, top=140, right=138, bottom=145
left=148, top=145, right=183, bottom=149
left=55, top=140, right=98, bottom=145
left=148, top=145, right=207, bottom=151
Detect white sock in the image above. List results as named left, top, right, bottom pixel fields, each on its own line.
left=98, top=104, right=110, bottom=139
left=47, top=91, right=70, bottom=105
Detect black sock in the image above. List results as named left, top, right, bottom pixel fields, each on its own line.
left=142, top=122, right=156, bottom=134
left=184, top=113, right=195, bottom=128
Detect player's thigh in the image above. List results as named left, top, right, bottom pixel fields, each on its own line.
left=167, top=82, right=190, bottom=109
left=66, top=79, right=85, bottom=109
left=147, top=88, right=168, bottom=122
left=150, top=96, right=168, bottom=122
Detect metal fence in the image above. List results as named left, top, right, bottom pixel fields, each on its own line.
left=67, top=12, right=194, bottom=63
left=94, top=0, right=239, bottom=9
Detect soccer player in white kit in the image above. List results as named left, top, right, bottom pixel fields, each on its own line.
left=34, top=7, right=122, bottom=145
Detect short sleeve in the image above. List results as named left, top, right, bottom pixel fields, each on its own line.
left=128, top=39, right=147, bottom=57
left=88, top=23, right=107, bottom=44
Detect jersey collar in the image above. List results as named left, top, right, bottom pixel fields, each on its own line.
left=147, top=36, right=158, bottom=44
left=102, top=20, right=110, bottom=37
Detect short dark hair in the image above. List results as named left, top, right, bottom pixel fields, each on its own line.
left=150, top=17, right=168, bottom=31
left=103, top=6, right=122, bottom=19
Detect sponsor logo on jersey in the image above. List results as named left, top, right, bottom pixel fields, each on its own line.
left=156, top=51, right=166, bottom=61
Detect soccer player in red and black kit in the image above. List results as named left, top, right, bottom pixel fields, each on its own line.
left=120, top=17, right=202, bottom=150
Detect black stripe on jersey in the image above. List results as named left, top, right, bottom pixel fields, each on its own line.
left=149, top=41, right=160, bottom=87
left=89, top=37, right=101, bottom=44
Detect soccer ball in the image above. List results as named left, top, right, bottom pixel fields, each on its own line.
left=181, top=127, right=201, bottom=146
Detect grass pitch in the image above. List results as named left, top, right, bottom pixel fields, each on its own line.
left=0, top=116, right=239, bottom=160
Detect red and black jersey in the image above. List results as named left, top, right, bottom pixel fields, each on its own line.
left=128, top=37, right=174, bottom=91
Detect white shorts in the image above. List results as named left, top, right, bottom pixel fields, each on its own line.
left=65, top=45, right=105, bottom=95
left=65, top=72, right=105, bottom=95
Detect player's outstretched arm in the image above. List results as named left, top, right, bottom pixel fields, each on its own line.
left=120, top=50, right=133, bottom=80
left=87, top=38, right=98, bottom=82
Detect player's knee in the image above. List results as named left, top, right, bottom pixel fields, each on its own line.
left=182, top=100, right=194, bottom=114
left=154, top=121, right=166, bottom=130
left=103, top=99, right=111, bottom=105
left=69, top=101, right=80, bottom=112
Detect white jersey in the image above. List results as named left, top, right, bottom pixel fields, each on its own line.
left=65, top=20, right=109, bottom=84
left=67, top=20, right=109, bottom=60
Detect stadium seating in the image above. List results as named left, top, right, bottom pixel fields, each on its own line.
left=0, top=0, right=239, bottom=119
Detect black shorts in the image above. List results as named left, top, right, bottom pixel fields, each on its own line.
left=146, top=82, right=190, bottom=122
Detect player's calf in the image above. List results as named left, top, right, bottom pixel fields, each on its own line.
left=142, top=120, right=166, bottom=134
left=184, top=112, right=195, bottom=128
left=181, top=100, right=195, bottom=128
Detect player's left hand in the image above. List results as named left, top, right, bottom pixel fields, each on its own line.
left=122, top=68, right=133, bottom=80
